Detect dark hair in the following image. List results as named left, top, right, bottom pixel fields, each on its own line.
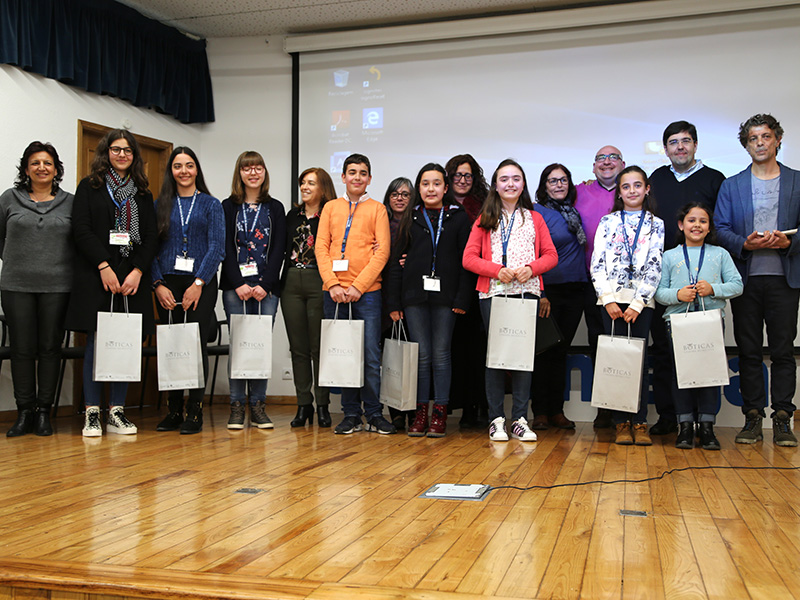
left=230, top=151, right=270, bottom=204
left=397, top=164, right=453, bottom=246
left=738, top=113, right=784, bottom=151
left=535, top=163, right=576, bottom=205
left=156, top=146, right=211, bottom=240
left=612, top=165, right=657, bottom=214
left=88, top=129, right=148, bottom=190
left=479, top=159, right=533, bottom=231
left=382, top=177, right=413, bottom=220
left=15, top=141, right=64, bottom=193
left=342, top=153, right=371, bottom=175
left=445, top=153, right=489, bottom=205
left=675, top=201, right=716, bottom=246
left=662, top=121, right=698, bottom=146
left=298, top=167, right=337, bottom=209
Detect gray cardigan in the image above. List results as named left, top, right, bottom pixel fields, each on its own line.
left=0, top=187, right=74, bottom=292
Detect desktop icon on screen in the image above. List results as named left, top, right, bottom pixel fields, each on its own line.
left=331, top=110, right=350, bottom=131
left=362, top=108, right=383, bottom=129
left=333, top=70, right=349, bottom=88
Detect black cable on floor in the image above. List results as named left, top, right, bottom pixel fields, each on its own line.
left=488, top=464, right=800, bottom=492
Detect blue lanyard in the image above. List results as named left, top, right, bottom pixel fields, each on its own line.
left=340, top=201, right=358, bottom=258
left=106, top=182, right=128, bottom=230
left=421, top=206, right=445, bottom=275
left=499, top=209, right=516, bottom=267
left=620, top=211, right=646, bottom=279
left=176, top=190, right=198, bottom=256
left=682, top=243, right=706, bottom=285
left=240, top=203, right=262, bottom=237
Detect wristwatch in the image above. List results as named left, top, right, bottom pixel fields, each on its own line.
left=194, top=278, right=204, bottom=287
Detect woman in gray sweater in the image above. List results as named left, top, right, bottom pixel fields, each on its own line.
left=0, top=141, right=73, bottom=437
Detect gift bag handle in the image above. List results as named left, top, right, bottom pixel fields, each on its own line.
left=241, top=299, right=263, bottom=316
left=391, top=319, right=409, bottom=342
left=609, top=321, right=633, bottom=342
left=684, top=294, right=707, bottom=314
left=333, top=302, right=353, bottom=321
left=108, top=293, right=130, bottom=316
left=166, top=309, right=189, bottom=325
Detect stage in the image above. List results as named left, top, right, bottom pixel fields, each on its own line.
left=0, top=403, right=799, bottom=600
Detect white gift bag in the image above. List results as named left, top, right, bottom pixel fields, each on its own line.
left=93, top=295, right=142, bottom=382
left=591, top=324, right=646, bottom=413
left=228, top=301, right=273, bottom=380
left=318, top=303, right=364, bottom=388
left=670, top=301, right=729, bottom=389
left=380, top=320, right=419, bottom=411
left=157, top=311, right=204, bottom=391
left=486, top=295, right=538, bottom=371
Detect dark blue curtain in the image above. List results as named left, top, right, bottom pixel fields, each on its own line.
left=0, top=0, right=214, bottom=123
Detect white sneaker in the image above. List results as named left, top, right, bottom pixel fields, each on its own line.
left=511, top=417, right=537, bottom=442
left=489, top=416, right=508, bottom=442
left=82, top=406, right=102, bottom=437
left=107, top=407, right=137, bottom=435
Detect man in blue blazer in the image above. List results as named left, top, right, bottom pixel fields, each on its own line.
left=715, top=113, right=800, bottom=447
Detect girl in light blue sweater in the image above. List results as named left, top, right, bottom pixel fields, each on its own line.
left=655, top=202, right=743, bottom=450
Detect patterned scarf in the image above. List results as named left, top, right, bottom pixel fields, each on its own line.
left=105, top=169, right=141, bottom=257
left=541, top=196, right=586, bottom=246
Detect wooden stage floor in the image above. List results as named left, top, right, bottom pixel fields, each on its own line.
left=0, top=403, right=799, bottom=600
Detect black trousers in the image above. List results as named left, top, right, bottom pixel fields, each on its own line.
left=531, top=282, right=586, bottom=417
left=649, top=303, right=676, bottom=421
left=1, top=290, right=69, bottom=408
left=730, top=275, right=799, bottom=416
left=156, top=275, right=218, bottom=408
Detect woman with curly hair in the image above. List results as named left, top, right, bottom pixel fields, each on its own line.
left=1, top=141, right=73, bottom=437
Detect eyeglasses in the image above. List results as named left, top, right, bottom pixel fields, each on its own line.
left=390, top=191, right=411, bottom=200
left=594, top=153, right=622, bottom=162
left=241, top=165, right=265, bottom=174
left=546, top=177, right=568, bottom=186
left=109, top=146, right=133, bottom=156
left=667, top=137, right=694, bottom=147
left=451, top=172, right=473, bottom=182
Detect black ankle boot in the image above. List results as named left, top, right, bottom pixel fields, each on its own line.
left=675, top=422, right=694, bottom=449
left=316, top=405, right=331, bottom=428
left=157, top=396, right=184, bottom=431
left=291, top=405, right=314, bottom=427
left=698, top=422, right=720, bottom=450
left=7, top=408, right=35, bottom=437
left=180, top=401, right=203, bottom=435
left=35, top=406, right=53, bottom=436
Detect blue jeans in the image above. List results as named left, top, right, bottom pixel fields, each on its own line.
left=480, top=296, right=533, bottom=422
left=404, top=303, right=456, bottom=406
left=83, top=331, right=128, bottom=407
left=324, top=291, right=382, bottom=420
left=222, top=289, right=279, bottom=404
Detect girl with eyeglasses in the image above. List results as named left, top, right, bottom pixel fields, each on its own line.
left=65, top=129, right=158, bottom=437
left=152, top=147, right=225, bottom=434
left=219, top=151, right=286, bottom=430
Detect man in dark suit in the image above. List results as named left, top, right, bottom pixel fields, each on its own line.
left=715, top=114, right=800, bottom=447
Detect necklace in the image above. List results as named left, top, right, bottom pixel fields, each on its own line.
left=29, top=191, right=53, bottom=202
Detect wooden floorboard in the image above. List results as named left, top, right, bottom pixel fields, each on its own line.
left=0, top=403, right=799, bottom=599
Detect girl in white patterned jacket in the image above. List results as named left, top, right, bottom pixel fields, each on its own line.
left=590, top=166, right=664, bottom=446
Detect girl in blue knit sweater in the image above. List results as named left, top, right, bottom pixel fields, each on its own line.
left=655, top=202, right=743, bottom=450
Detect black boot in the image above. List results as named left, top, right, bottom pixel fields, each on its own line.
left=157, top=395, right=184, bottom=431
left=675, top=422, right=694, bottom=449
left=316, top=405, right=331, bottom=428
left=35, top=406, right=53, bottom=436
left=180, top=400, right=203, bottom=435
left=7, top=408, right=35, bottom=437
left=698, top=422, right=721, bottom=451
left=291, top=405, right=314, bottom=427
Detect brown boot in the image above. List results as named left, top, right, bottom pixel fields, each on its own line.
left=427, top=404, right=447, bottom=438
left=615, top=422, right=633, bottom=445
left=408, top=403, right=429, bottom=437
left=633, top=423, right=652, bottom=446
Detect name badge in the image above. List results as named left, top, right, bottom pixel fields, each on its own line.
left=239, top=262, right=258, bottom=277
left=332, top=259, right=349, bottom=272
left=109, top=231, right=130, bottom=246
left=175, top=256, right=195, bottom=272
left=423, top=276, right=441, bottom=292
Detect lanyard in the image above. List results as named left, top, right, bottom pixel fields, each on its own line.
left=176, top=190, right=198, bottom=257
left=620, top=210, right=646, bottom=279
left=421, top=206, right=445, bottom=275
left=682, top=244, right=706, bottom=285
left=240, top=203, right=262, bottom=237
left=340, top=201, right=358, bottom=258
left=499, top=209, right=516, bottom=267
left=106, top=182, right=130, bottom=231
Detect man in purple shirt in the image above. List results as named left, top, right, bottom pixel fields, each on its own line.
left=575, top=146, right=625, bottom=429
